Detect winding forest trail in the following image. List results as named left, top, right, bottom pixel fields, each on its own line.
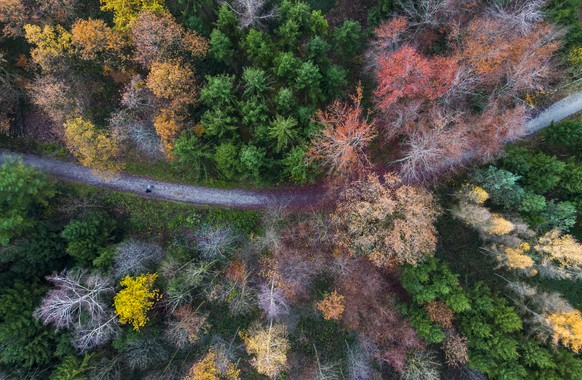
left=1, top=91, right=582, bottom=209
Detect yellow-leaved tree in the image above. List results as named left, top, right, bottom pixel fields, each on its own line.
left=183, top=349, right=240, bottom=380
left=547, top=310, right=582, bottom=352
left=113, top=273, right=160, bottom=331
left=24, top=24, right=72, bottom=73
left=63, top=117, right=122, bottom=176
left=99, top=0, right=166, bottom=31
left=241, top=322, right=289, bottom=378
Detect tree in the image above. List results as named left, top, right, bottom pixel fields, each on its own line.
left=153, top=108, right=185, bottom=156
left=63, top=117, right=122, bottom=175
left=471, top=166, right=525, bottom=209
left=34, top=270, right=118, bottom=352
left=71, top=18, right=125, bottom=62
left=258, top=279, right=290, bottom=321
left=164, top=305, right=209, bottom=348
left=131, top=10, right=207, bottom=68
left=332, top=20, right=362, bottom=60
left=99, top=0, right=166, bottom=31
left=534, top=229, right=582, bottom=281
left=308, top=86, right=376, bottom=182
left=241, top=322, right=289, bottom=378
left=146, top=61, right=198, bottom=111
left=0, top=159, right=54, bottom=246
left=50, top=354, right=93, bottom=380
left=501, top=147, right=565, bottom=194
left=61, top=211, right=115, bottom=265
left=401, top=350, right=440, bottom=380
left=242, top=28, right=273, bottom=66
left=0, top=281, right=58, bottom=367
left=227, top=0, right=277, bottom=30
left=374, top=45, right=457, bottom=126
left=27, top=75, right=82, bottom=126
left=214, top=143, right=241, bottom=179
left=317, top=290, right=345, bottom=320
left=268, top=115, right=298, bottom=152
left=24, top=23, right=73, bottom=73
left=209, top=29, right=236, bottom=63
left=113, top=273, right=160, bottom=331
left=195, top=225, right=238, bottom=260
left=332, top=173, right=440, bottom=267
left=184, top=349, right=240, bottom=380
left=173, top=130, right=213, bottom=180
left=113, top=239, right=164, bottom=278
left=294, top=60, right=322, bottom=103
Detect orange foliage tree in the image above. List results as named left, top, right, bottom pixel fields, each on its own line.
left=308, top=86, right=377, bottom=183
left=71, top=18, right=126, bottom=62
left=317, top=290, right=346, bottom=320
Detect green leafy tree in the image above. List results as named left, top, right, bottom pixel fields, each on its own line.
left=242, top=67, right=271, bottom=98
left=283, top=145, right=313, bottom=184
left=243, top=29, right=273, bottom=67
left=273, top=52, right=300, bottom=79
left=0, top=227, right=66, bottom=280
left=306, top=36, right=330, bottom=64
left=200, top=75, right=239, bottom=139
left=294, top=61, right=322, bottom=103
left=0, top=281, right=58, bottom=367
left=50, top=354, right=93, bottom=380
left=61, top=211, right=116, bottom=265
left=543, top=120, right=582, bottom=156
left=240, top=145, right=267, bottom=181
left=215, top=3, right=240, bottom=39
left=214, top=143, right=241, bottom=180
left=268, top=115, right=299, bottom=152
left=276, top=19, right=301, bottom=50
left=173, top=131, right=213, bottom=181
left=541, top=200, right=577, bottom=232
left=309, top=10, right=328, bottom=36
left=275, top=87, right=295, bottom=114
left=561, top=160, right=582, bottom=195
left=209, top=29, right=235, bottom=63
left=332, top=20, right=362, bottom=60
left=324, top=64, right=347, bottom=99
left=502, top=147, right=565, bottom=194
left=0, top=160, right=54, bottom=246
left=471, top=166, right=524, bottom=209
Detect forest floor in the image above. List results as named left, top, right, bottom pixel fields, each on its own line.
left=1, top=92, right=581, bottom=209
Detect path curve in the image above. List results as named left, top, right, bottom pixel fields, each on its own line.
left=1, top=92, right=582, bottom=209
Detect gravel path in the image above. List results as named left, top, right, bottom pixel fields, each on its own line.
left=1, top=92, right=581, bottom=209
left=0, top=150, right=325, bottom=209
left=525, top=91, right=582, bottom=134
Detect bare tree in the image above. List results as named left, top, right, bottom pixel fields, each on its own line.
left=487, top=0, right=547, bottom=34
left=258, top=278, right=289, bottom=321
left=346, top=340, right=374, bottom=380
left=196, top=225, right=238, bottom=260
left=113, top=239, right=165, bottom=279
left=226, top=0, right=278, bottom=29
left=34, top=270, right=119, bottom=352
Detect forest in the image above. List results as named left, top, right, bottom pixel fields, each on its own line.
left=1, top=0, right=582, bottom=379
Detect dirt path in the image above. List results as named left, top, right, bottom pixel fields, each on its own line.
left=0, top=150, right=325, bottom=209
left=1, top=92, right=581, bottom=209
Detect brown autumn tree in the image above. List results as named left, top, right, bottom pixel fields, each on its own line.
left=27, top=75, right=85, bottom=126
left=331, top=173, right=440, bottom=267
left=71, top=18, right=126, bottom=62
left=308, top=86, right=377, bottom=183
left=334, top=256, right=423, bottom=373
left=131, top=10, right=207, bottom=68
